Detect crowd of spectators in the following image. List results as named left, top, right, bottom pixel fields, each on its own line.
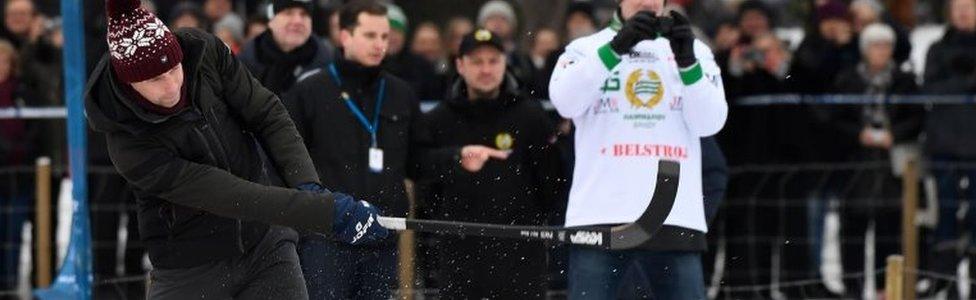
left=2, top=0, right=976, bottom=298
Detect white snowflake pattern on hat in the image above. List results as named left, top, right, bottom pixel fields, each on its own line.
left=108, top=17, right=170, bottom=60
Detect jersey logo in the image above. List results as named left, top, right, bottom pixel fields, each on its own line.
left=625, top=69, right=665, bottom=110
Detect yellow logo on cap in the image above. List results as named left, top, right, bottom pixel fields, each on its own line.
left=495, top=132, right=514, bottom=151
left=625, top=69, right=665, bottom=109
left=475, top=29, right=493, bottom=41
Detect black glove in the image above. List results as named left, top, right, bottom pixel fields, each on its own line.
left=665, top=11, right=696, bottom=68
left=609, top=11, right=659, bottom=55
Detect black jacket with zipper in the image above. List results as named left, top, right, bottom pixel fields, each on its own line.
left=418, top=75, right=563, bottom=298
left=238, top=32, right=332, bottom=96
left=85, top=28, right=337, bottom=269
left=418, top=75, right=564, bottom=225
left=281, top=54, right=423, bottom=234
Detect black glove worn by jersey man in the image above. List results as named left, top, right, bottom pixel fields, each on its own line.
left=665, top=11, right=697, bottom=68
left=609, top=11, right=661, bottom=55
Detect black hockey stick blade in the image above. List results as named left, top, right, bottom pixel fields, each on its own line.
left=376, top=160, right=680, bottom=250
left=607, top=159, right=679, bottom=249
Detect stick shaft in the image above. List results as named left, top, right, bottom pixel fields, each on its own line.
left=377, top=217, right=613, bottom=249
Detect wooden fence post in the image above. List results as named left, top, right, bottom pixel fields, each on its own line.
left=35, top=157, right=52, bottom=287
left=902, top=159, right=919, bottom=300
left=886, top=255, right=905, bottom=300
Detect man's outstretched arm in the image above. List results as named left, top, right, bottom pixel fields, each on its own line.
left=106, top=131, right=334, bottom=235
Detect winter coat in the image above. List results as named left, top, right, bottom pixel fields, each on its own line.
left=785, top=33, right=861, bottom=164
left=701, top=136, right=728, bottom=225
left=923, top=28, right=976, bottom=88
left=788, top=33, right=861, bottom=95
left=85, top=28, right=336, bottom=269
left=281, top=54, right=423, bottom=228
left=718, top=63, right=794, bottom=166
left=923, top=27, right=976, bottom=159
left=238, top=31, right=332, bottom=96
left=508, top=51, right=551, bottom=98
left=827, top=65, right=921, bottom=206
left=828, top=65, right=922, bottom=161
left=419, top=75, right=564, bottom=225
left=418, top=75, right=563, bottom=299
left=0, top=77, right=39, bottom=167
left=382, top=50, right=442, bottom=100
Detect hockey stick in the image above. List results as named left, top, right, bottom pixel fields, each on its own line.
left=377, top=160, right=679, bottom=250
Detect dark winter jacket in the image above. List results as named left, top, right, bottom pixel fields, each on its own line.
left=718, top=62, right=793, bottom=165
left=826, top=65, right=921, bottom=204
left=827, top=65, right=922, bottom=162
left=282, top=53, right=423, bottom=230
left=923, top=27, right=976, bottom=88
left=702, top=136, right=728, bottom=225
left=785, top=33, right=860, bottom=164
left=418, top=75, right=562, bottom=299
left=787, top=33, right=861, bottom=95
left=382, top=50, right=442, bottom=100
left=508, top=51, right=551, bottom=98
left=0, top=77, right=40, bottom=167
left=238, top=31, right=332, bottom=96
left=85, top=28, right=336, bottom=269
left=921, top=27, right=976, bottom=159
left=886, top=16, right=913, bottom=64
left=419, top=74, right=563, bottom=225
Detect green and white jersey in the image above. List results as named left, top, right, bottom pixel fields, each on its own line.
left=548, top=18, right=728, bottom=232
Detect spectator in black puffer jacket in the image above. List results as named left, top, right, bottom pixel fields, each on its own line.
left=923, top=0, right=976, bottom=284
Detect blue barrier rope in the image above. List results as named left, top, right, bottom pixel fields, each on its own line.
left=736, top=94, right=976, bottom=106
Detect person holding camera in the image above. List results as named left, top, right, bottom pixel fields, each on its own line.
left=827, top=23, right=921, bottom=297
left=548, top=0, right=727, bottom=298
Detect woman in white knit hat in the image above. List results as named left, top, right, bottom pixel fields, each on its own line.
left=827, top=22, right=922, bottom=298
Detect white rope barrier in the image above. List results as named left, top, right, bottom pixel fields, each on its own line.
left=0, top=107, right=67, bottom=119
left=0, top=101, right=555, bottom=120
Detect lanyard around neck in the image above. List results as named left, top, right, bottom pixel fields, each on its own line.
left=327, top=63, right=386, bottom=146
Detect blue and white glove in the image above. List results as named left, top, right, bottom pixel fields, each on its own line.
left=298, top=183, right=389, bottom=244
left=332, top=194, right=388, bottom=244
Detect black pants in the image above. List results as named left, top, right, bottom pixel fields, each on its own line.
left=147, top=226, right=307, bottom=299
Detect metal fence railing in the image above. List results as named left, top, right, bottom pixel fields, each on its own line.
left=6, top=94, right=976, bottom=299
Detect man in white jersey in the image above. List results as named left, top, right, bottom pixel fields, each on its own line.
left=548, top=0, right=727, bottom=298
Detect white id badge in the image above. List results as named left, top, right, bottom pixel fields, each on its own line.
left=369, top=147, right=384, bottom=173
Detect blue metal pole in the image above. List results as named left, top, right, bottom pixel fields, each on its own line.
left=35, top=0, right=90, bottom=298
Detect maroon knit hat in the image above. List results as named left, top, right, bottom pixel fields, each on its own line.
left=815, top=0, right=853, bottom=24
left=106, top=0, right=183, bottom=83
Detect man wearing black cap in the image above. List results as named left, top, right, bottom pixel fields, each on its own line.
left=239, top=0, right=331, bottom=96
left=280, top=1, right=423, bottom=298
left=418, top=28, right=564, bottom=299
